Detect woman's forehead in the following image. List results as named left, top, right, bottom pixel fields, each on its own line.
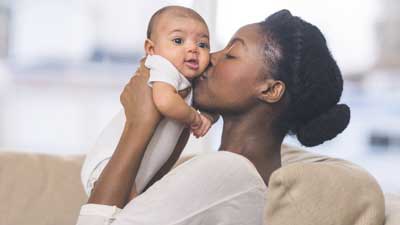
left=234, top=24, right=262, bottom=41
left=231, top=23, right=265, bottom=55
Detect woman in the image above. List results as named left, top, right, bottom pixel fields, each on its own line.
left=76, top=9, right=350, bottom=225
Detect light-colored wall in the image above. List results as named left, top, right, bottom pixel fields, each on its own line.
left=376, top=0, right=400, bottom=69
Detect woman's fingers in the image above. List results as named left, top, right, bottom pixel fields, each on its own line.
left=139, top=56, right=146, bottom=67
left=137, top=57, right=149, bottom=79
left=121, top=72, right=161, bottom=124
left=199, top=120, right=211, bottom=137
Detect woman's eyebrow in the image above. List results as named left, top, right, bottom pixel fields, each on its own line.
left=228, top=38, right=247, bottom=49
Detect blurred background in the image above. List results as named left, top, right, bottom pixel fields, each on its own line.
left=0, top=0, right=398, bottom=192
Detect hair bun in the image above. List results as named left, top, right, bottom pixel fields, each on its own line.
left=296, top=104, right=351, bottom=147
left=269, top=9, right=293, bottom=21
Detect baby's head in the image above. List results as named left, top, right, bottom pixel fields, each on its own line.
left=145, top=6, right=210, bottom=80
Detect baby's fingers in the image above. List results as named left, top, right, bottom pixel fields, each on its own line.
left=191, top=127, right=201, bottom=138
left=200, top=123, right=211, bottom=137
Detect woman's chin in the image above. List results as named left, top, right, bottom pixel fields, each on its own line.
left=193, top=83, right=219, bottom=112
left=193, top=95, right=212, bottom=112
left=198, top=103, right=219, bottom=114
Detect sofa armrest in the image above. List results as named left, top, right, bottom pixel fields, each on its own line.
left=385, top=193, right=400, bottom=225
left=0, top=151, right=87, bottom=225
left=265, top=159, right=385, bottom=225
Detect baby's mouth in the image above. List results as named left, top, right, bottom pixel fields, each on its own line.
left=184, top=58, right=199, bottom=70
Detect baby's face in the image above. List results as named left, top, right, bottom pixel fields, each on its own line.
left=150, top=15, right=210, bottom=79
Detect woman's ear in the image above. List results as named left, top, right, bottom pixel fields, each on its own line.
left=257, top=79, right=285, bottom=103
left=144, top=39, right=155, bottom=55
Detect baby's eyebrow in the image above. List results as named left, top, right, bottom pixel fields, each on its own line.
left=169, top=29, right=185, bottom=35
left=200, top=34, right=209, bottom=40
left=168, top=29, right=209, bottom=40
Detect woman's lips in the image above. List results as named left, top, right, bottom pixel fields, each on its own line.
left=184, top=60, right=199, bottom=70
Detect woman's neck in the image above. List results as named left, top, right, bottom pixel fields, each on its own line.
left=219, top=109, right=283, bottom=186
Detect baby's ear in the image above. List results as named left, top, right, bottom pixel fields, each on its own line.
left=144, top=39, right=155, bottom=55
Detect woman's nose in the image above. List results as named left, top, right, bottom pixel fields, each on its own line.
left=210, top=50, right=222, bottom=66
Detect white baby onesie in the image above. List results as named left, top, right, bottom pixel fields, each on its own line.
left=81, top=55, right=192, bottom=195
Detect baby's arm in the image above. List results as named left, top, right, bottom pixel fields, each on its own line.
left=152, top=82, right=201, bottom=127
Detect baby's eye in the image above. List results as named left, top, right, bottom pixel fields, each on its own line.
left=198, top=42, right=210, bottom=49
left=172, top=38, right=183, bottom=45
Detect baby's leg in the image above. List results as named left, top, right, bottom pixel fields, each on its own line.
left=128, top=183, right=138, bottom=200
left=86, top=158, right=110, bottom=196
left=129, top=128, right=190, bottom=198
left=81, top=110, right=125, bottom=195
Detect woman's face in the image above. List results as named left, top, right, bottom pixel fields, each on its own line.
left=193, top=23, right=269, bottom=114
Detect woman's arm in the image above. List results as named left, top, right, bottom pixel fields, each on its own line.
left=87, top=64, right=161, bottom=209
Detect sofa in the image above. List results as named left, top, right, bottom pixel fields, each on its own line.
left=0, top=145, right=398, bottom=225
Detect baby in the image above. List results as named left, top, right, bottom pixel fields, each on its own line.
left=80, top=6, right=218, bottom=197
left=137, top=5, right=219, bottom=193
left=144, top=5, right=215, bottom=138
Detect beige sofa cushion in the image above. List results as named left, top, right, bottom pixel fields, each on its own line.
left=266, top=145, right=386, bottom=225
left=385, top=193, right=400, bottom=225
left=0, top=151, right=87, bottom=225
left=0, top=147, right=395, bottom=225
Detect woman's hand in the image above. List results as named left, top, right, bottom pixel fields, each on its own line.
left=120, top=57, right=191, bottom=125
left=120, top=58, right=162, bottom=125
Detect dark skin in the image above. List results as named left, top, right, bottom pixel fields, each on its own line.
left=87, top=23, right=287, bottom=209
left=194, top=23, right=286, bottom=185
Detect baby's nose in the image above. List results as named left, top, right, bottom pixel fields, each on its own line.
left=187, top=42, right=198, bottom=53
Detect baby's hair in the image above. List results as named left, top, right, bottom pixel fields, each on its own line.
left=146, top=5, right=208, bottom=39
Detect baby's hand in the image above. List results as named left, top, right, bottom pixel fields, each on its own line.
left=190, top=112, right=202, bottom=130
left=191, top=114, right=212, bottom=138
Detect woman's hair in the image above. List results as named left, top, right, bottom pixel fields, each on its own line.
left=260, top=9, right=350, bottom=147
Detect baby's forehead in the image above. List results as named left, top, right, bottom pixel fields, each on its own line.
left=148, top=7, right=208, bottom=38
left=160, top=11, right=207, bottom=27
left=165, top=8, right=202, bottom=19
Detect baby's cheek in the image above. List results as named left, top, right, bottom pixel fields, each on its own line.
left=200, top=54, right=210, bottom=71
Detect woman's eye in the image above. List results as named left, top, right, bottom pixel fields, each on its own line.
left=172, top=38, right=183, bottom=45
left=198, top=42, right=210, bottom=49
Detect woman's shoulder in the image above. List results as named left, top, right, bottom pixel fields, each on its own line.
left=176, top=151, right=255, bottom=171
left=170, top=151, right=266, bottom=189
left=190, top=151, right=255, bottom=167
left=126, top=151, right=267, bottom=225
